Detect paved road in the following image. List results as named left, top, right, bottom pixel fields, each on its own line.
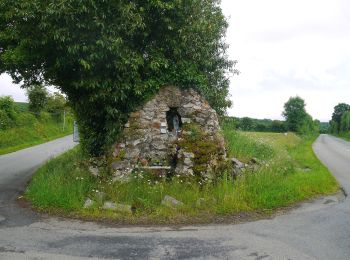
left=0, top=135, right=77, bottom=227
left=1, top=134, right=350, bottom=259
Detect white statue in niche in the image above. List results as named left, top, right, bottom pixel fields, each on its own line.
left=173, top=114, right=180, bottom=136
left=166, top=107, right=182, bottom=137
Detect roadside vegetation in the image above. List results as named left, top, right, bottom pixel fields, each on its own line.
left=329, top=103, right=350, bottom=141
left=25, top=127, right=338, bottom=224
left=0, top=89, right=73, bottom=155
left=337, top=132, right=350, bottom=142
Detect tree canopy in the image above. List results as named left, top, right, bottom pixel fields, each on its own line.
left=27, top=85, right=49, bottom=115
left=340, top=111, right=350, bottom=133
left=282, top=96, right=318, bottom=135
left=0, top=0, right=233, bottom=156
left=330, top=103, right=350, bottom=133
left=282, top=96, right=307, bottom=133
left=0, top=96, right=16, bottom=129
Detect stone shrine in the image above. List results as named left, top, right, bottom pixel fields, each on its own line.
left=111, top=86, right=226, bottom=180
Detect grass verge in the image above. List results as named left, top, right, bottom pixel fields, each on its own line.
left=0, top=120, right=73, bottom=155
left=336, top=132, right=350, bottom=142
left=25, top=130, right=339, bottom=224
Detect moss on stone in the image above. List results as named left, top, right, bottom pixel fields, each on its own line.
left=176, top=123, right=225, bottom=178
left=113, top=149, right=126, bottom=161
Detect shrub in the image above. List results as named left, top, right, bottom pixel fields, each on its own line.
left=39, top=111, right=52, bottom=123
left=0, top=96, right=16, bottom=121
left=15, top=113, right=37, bottom=127
left=0, top=109, right=11, bottom=130
left=340, top=111, right=350, bottom=133
left=27, top=85, right=48, bottom=115
left=331, top=103, right=350, bottom=133
left=46, top=92, right=67, bottom=120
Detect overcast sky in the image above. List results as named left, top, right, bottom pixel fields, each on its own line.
left=1, top=0, right=349, bottom=121
left=222, top=0, right=350, bottom=121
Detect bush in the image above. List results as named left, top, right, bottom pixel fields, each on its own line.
left=27, top=85, right=48, bottom=115
left=15, top=113, right=37, bottom=127
left=46, top=92, right=67, bottom=120
left=340, top=111, right=350, bottom=133
left=39, top=112, right=52, bottom=123
left=0, top=96, right=16, bottom=121
left=271, top=120, right=287, bottom=132
left=0, top=109, right=11, bottom=130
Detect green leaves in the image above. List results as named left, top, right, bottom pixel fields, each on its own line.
left=79, top=59, right=91, bottom=70
left=27, top=85, right=49, bottom=115
left=330, top=103, right=350, bottom=133
left=282, top=96, right=318, bottom=135
left=0, top=0, right=233, bottom=156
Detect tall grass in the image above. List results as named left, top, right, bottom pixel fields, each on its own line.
left=223, top=129, right=276, bottom=161
left=26, top=148, right=94, bottom=210
left=25, top=130, right=339, bottom=223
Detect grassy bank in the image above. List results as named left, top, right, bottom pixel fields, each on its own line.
left=25, top=129, right=338, bottom=224
left=0, top=102, right=73, bottom=155
left=0, top=119, right=73, bottom=155
left=336, top=132, right=350, bottom=142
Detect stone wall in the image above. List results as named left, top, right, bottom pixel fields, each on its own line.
left=111, top=86, right=226, bottom=180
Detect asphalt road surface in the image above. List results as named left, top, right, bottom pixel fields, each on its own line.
left=1, top=134, right=350, bottom=259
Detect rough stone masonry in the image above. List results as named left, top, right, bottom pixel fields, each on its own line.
left=111, top=86, right=226, bottom=180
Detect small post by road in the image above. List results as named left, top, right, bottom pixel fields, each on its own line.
left=73, top=121, right=80, bottom=142
left=63, top=109, right=66, bottom=131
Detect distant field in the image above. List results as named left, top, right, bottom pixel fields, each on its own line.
left=25, top=129, right=338, bottom=224
left=14, top=102, right=29, bottom=112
